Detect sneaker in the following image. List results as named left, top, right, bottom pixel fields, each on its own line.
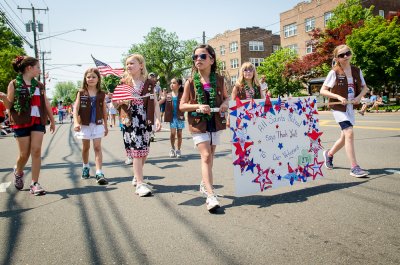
left=176, top=150, right=182, bottom=158
left=206, top=194, right=220, bottom=212
left=323, top=150, right=334, bottom=170
left=30, top=182, right=46, bottom=196
left=135, top=183, right=152, bottom=197
left=199, top=181, right=208, bottom=197
left=169, top=149, right=176, bottom=158
left=96, top=173, right=108, bottom=185
left=358, top=111, right=364, bottom=116
left=150, top=136, right=155, bottom=142
left=81, top=167, right=90, bottom=179
left=350, top=166, right=368, bottom=178
left=131, top=176, right=137, bottom=186
left=125, top=157, right=133, bottom=165
left=13, top=167, right=24, bottom=190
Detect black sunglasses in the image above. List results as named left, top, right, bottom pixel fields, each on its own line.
left=192, top=53, right=211, bottom=61
left=337, top=50, right=352, bottom=58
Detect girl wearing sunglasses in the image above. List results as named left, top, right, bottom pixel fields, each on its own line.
left=231, top=62, right=264, bottom=100
left=320, top=44, right=369, bottom=178
left=180, top=44, right=229, bottom=212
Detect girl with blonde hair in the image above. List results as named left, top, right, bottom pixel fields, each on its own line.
left=231, top=62, right=264, bottom=100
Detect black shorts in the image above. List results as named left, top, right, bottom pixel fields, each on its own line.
left=14, top=124, right=46, bottom=138
left=339, top=120, right=353, bottom=130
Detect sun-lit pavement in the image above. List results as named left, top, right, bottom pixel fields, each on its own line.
left=1, top=111, right=399, bottom=264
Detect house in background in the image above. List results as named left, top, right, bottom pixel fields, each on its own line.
left=207, top=27, right=280, bottom=89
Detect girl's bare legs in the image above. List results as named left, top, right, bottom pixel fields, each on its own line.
left=93, top=138, right=103, bottom=172
left=329, top=130, right=345, bottom=156
left=30, top=131, right=44, bottom=182
left=170, top=128, right=176, bottom=149
left=133, top=156, right=147, bottom=184
left=177, top=129, right=183, bottom=151
left=82, top=139, right=90, bottom=164
left=15, top=136, right=31, bottom=174
left=197, top=142, right=215, bottom=194
left=343, top=127, right=358, bottom=167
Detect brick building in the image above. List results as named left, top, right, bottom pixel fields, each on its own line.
left=207, top=27, right=280, bottom=87
left=280, top=0, right=400, bottom=57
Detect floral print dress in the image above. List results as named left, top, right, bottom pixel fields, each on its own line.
left=123, top=82, right=152, bottom=158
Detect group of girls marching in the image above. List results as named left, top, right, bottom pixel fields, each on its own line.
left=1, top=43, right=368, bottom=212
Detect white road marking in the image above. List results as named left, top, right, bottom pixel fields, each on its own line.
left=0, top=182, right=11, bottom=192
left=385, top=169, right=400, bottom=174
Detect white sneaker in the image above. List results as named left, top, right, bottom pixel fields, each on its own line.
left=131, top=177, right=137, bottom=186
left=135, top=183, right=152, bottom=197
left=199, top=181, right=208, bottom=197
left=125, top=157, right=133, bottom=165
left=206, top=194, right=220, bottom=212
left=175, top=150, right=181, bottom=158
left=169, top=149, right=176, bottom=158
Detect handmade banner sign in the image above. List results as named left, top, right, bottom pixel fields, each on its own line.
left=229, top=96, right=324, bottom=196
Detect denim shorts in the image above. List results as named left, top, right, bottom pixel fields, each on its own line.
left=339, top=120, right=353, bottom=130
left=14, top=124, right=46, bottom=138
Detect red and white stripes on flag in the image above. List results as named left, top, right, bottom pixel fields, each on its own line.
left=112, top=84, right=134, bottom=101
left=91, top=55, right=124, bottom=77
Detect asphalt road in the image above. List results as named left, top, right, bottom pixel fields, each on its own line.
left=1, top=111, right=399, bottom=265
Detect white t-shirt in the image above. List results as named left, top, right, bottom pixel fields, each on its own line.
left=260, top=82, right=268, bottom=91
left=323, top=69, right=366, bottom=125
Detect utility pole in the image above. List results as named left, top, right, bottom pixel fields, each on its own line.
left=41, top=51, right=51, bottom=86
left=18, top=4, right=49, bottom=59
left=202, top=31, right=206, bottom=44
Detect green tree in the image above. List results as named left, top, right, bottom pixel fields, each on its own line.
left=127, top=27, right=198, bottom=86
left=257, top=48, right=302, bottom=97
left=102, top=75, right=121, bottom=93
left=53, top=81, right=78, bottom=106
left=326, top=0, right=373, bottom=29
left=347, top=16, right=400, bottom=94
left=0, top=15, right=25, bottom=93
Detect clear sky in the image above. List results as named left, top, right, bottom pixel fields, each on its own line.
left=2, top=0, right=302, bottom=94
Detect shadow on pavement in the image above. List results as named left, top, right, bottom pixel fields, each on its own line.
left=223, top=181, right=367, bottom=209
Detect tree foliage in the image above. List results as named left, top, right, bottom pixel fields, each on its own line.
left=0, top=15, right=25, bottom=93
left=127, top=27, right=198, bottom=86
left=53, top=81, right=78, bottom=106
left=326, top=0, right=373, bottom=29
left=102, top=75, right=120, bottom=93
left=257, top=48, right=302, bottom=97
left=347, top=16, right=400, bottom=93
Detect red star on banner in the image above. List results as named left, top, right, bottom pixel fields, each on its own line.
left=307, top=129, right=323, bottom=141
left=264, top=95, right=272, bottom=113
left=229, top=97, right=250, bottom=111
left=309, top=157, right=324, bottom=180
left=233, top=141, right=253, bottom=157
left=253, top=167, right=272, bottom=191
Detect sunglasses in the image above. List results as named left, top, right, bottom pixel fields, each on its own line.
left=192, top=53, right=211, bottom=61
left=243, top=68, right=254, bottom=73
left=337, top=50, right=352, bottom=58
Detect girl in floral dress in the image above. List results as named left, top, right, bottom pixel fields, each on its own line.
left=0, top=56, right=55, bottom=195
left=121, top=54, right=161, bottom=197
left=180, top=44, right=229, bottom=212
left=231, top=62, right=264, bottom=100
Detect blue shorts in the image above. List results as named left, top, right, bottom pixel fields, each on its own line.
left=14, top=124, right=46, bottom=138
left=170, top=118, right=185, bottom=130
left=160, top=103, right=166, bottom=112
left=339, top=120, right=353, bottom=130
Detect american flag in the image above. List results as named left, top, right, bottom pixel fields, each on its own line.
left=112, top=84, right=134, bottom=101
left=91, top=55, right=124, bottom=77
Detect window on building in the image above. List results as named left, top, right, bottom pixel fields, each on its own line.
left=324, top=12, right=333, bottom=26
left=230, top=58, right=239, bottom=69
left=272, top=45, right=280, bottom=53
left=220, top=45, right=225, bottom=56
left=230, top=41, right=238, bottom=53
left=249, top=41, right=264, bottom=51
left=249, top=58, right=264, bottom=67
left=379, top=10, right=385, bottom=17
left=220, top=61, right=226, bottom=71
left=283, top=23, right=297, bottom=38
left=286, top=44, right=298, bottom=54
left=305, top=17, right=315, bottom=32
left=306, top=42, right=313, bottom=54
left=231, top=75, right=237, bottom=86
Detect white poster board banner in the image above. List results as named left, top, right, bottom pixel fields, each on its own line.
left=229, top=96, right=324, bottom=197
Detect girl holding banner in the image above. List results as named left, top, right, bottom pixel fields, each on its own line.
left=180, top=44, right=229, bottom=212
left=320, top=44, right=369, bottom=178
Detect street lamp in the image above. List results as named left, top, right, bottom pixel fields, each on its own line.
left=37, top=28, right=87, bottom=41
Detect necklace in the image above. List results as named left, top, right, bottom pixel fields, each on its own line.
left=243, top=82, right=260, bottom=99
left=193, top=72, right=217, bottom=120
left=14, top=74, right=37, bottom=113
